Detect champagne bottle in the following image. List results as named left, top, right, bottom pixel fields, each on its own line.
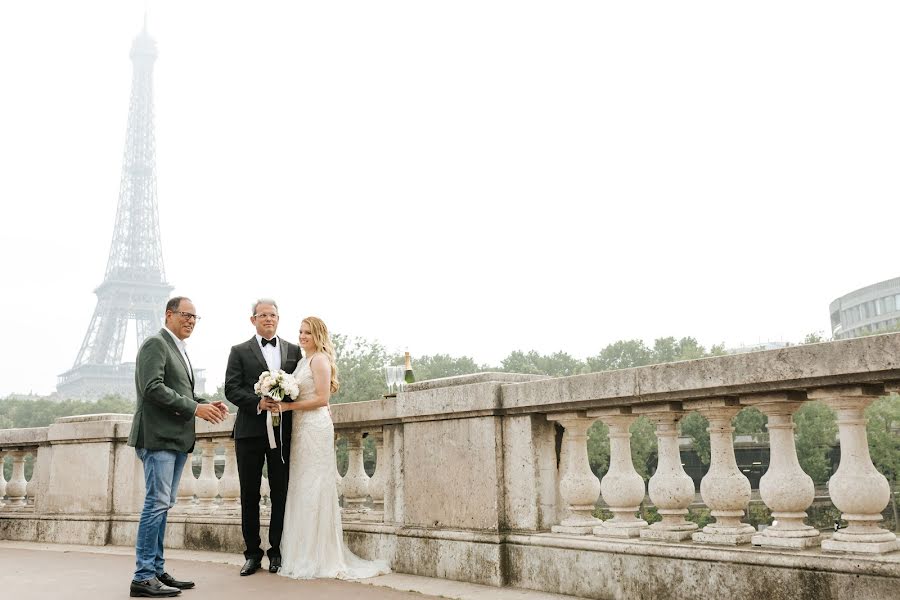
left=404, top=351, right=415, bottom=384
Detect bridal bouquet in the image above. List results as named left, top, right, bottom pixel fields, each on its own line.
left=254, top=369, right=300, bottom=426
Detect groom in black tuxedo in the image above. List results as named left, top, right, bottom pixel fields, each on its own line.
left=225, top=299, right=301, bottom=576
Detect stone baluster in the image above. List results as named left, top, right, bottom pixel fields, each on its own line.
left=341, top=430, right=370, bottom=516
left=5, top=450, right=28, bottom=508
left=25, top=450, right=35, bottom=507
left=588, top=409, right=648, bottom=538
left=634, top=405, right=698, bottom=541
left=260, top=474, right=271, bottom=516
left=546, top=413, right=602, bottom=534
left=194, top=439, right=219, bottom=512
left=363, top=429, right=386, bottom=522
left=218, top=439, right=241, bottom=514
left=742, top=394, right=821, bottom=548
left=0, top=449, right=7, bottom=508
left=688, top=400, right=755, bottom=545
left=335, top=435, right=344, bottom=502
left=174, top=451, right=196, bottom=512
left=809, top=386, right=900, bottom=554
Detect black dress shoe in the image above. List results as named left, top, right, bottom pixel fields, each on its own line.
left=268, top=556, right=282, bottom=573
left=240, top=558, right=262, bottom=576
left=158, top=572, right=195, bottom=590
left=130, top=577, right=181, bottom=597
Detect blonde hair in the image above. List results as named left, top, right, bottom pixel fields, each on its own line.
left=302, top=316, right=340, bottom=394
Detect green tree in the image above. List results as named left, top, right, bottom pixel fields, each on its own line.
left=499, top=350, right=585, bottom=377
left=396, top=353, right=484, bottom=381
left=867, top=395, right=900, bottom=530
left=630, top=416, right=658, bottom=480
left=331, top=334, right=391, bottom=404
left=734, top=407, right=766, bottom=440
left=587, top=421, right=610, bottom=478
left=802, top=331, right=828, bottom=344
left=680, top=412, right=711, bottom=465
left=585, top=340, right=652, bottom=372
left=793, top=401, right=837, bottom=484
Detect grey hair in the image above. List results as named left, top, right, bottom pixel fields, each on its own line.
left=252, top=298, right=279, bottom=316
left=167, top=296, right=191, bottom=313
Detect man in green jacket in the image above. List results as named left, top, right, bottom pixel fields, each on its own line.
left=128, top=297, right=229, bottom=598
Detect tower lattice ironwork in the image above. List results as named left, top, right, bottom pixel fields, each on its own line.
left=58, top=24, right=202, bottom=399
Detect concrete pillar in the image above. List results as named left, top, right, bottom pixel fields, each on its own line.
left=0, top=449, right=6, bottom=507
left=810, top=386, right=900, bottom=554
left=547, top=413, right=602, bottom=534
left=6, top=450, right=27, bottom=508
left=636, top=405, right=698, bottom=541
left=335, top=434, right=344, bottom=500
left=342, top=430, right=371, bottom=514
left=194, top=439, right=219, bottom=511
left=363, top=429, right=386, bottom=522
left=742, top=394, right=820, bottom=549
left=260, top=474, right=271, bottom=516
left=218, top=440, right=241, bottom=514
left=588, top=409, right=648, bottom=538
left=173, top=451, right=196, bottom=512
left=688, top=400, right=755, bottom=545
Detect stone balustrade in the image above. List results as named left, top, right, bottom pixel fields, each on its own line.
left=3, top=334, right=900, bottom=599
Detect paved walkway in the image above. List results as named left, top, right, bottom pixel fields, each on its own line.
left=0, top=541, right=578, bottom=600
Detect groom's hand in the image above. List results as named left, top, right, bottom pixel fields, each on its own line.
left=211, top=401, right=230, bottom=416
left=258, top=397, right=278, bottom=411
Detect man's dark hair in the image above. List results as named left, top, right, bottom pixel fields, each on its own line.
left=166, top=296, right=190, bottom=313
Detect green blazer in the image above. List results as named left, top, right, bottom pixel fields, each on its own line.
left=128, top=328, right=209, bottom=453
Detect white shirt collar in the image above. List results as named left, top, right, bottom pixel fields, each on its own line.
left=164, top=326, right=187, bottom=351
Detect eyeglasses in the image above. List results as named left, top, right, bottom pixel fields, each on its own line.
left=173, top=311, right=201, bottom=321
left=254, top=312, right=279, bottom=320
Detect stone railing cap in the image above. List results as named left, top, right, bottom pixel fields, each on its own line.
left=0, top=426, right=49, bottom=446
left=406, top=372, right=548, bottom=392
left=54, top=413, right=133, bottom=424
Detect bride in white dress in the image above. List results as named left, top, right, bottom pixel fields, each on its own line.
left=274, top=316, right=390, bottom=580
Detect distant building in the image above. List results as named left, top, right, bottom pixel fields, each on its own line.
left=830, top=276, right=900, bottom=339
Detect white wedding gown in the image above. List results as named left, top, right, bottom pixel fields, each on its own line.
left=278, top=357, right=391, bottom=580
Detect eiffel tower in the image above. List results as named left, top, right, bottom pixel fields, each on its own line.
left=58, top=22, right=204, bottom=399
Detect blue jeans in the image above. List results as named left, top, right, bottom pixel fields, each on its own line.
left=134, top=448, right=187, bottom=582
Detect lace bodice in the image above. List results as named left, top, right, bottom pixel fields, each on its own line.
left=292, top=357, right=331, bottom=427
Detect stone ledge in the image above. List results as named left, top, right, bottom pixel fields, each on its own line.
left=501, top=332, right=900, bottom=411
left=0, top=426, right=49, bottom=447
left=505, top=533, right=900, bottom=577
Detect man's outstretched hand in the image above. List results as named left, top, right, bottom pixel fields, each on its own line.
left=196, top=403, right=227, bottom=423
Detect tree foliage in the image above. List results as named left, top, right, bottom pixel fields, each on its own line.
left=0, top=395, right=135, bottom=429
left=331, top=333, right=392, bottom=404
left=499, top=350, right=584, bottom=377
left=794, top=401, right=837, bottom=484
left=395, top=353, right=484, bottom=381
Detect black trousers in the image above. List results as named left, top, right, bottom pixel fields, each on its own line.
left=235, top=434, right=291, bottom=560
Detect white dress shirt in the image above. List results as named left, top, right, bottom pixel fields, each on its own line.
left=256, top=334, right=281, bottom=373
left=256, top=334, right=281, bottom=415
left=163, top=326, right=193, bottom=381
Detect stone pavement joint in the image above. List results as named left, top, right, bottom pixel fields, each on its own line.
left=0, top=541, right=581, bottom=600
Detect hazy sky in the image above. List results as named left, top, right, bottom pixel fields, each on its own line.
left=1, top=2, right=899, bottom=397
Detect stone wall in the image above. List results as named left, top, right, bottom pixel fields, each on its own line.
left=3, top=333, right=900, bottom=599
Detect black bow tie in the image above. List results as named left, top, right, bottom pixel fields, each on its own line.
left=261, top=337, right=277, bottom=347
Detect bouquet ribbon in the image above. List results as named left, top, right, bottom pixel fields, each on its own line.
left=265, top=404, right=285, bottom=463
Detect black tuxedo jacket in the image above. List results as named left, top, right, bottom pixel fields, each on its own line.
left=225, top=336, right=302, bottom=440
